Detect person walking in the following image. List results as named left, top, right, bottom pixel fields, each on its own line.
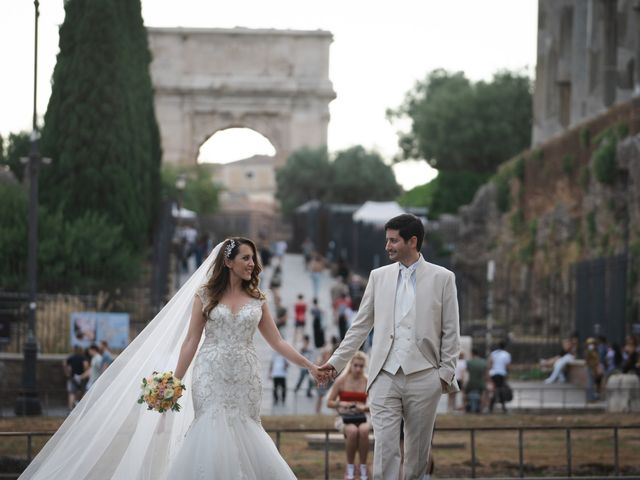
left=270, top=351, right=289, bottom=405
left=294, top=293, right=308, bottom=346
left=294, top=335, right=315, bottom=397
left=309, top=252, right=325, bottom=299
left=63, top=346, right=88, bottom=411
left=311, top=297, right=326, bottom=349
left=320, top=213, right=460, bottom=480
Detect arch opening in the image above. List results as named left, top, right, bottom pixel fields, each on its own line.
left=197, top=128, right=276, bottom=165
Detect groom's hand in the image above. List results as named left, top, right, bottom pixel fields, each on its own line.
left=318, top=362, right=338, bottom=387
left=309, top=364, right=331, bottom=388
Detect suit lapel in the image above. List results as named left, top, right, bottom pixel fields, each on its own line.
left=415, top=258, right=429, bottom=322
left=383, top=263, right=400, bottom=326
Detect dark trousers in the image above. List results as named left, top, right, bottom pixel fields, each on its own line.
left=295, top=369, right=313, bottom=395
left=490, top=374, right=507, bottom=412
left=273, top=377, right=286, bottom=403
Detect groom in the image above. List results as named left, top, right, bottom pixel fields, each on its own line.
left=320, top=213, right=460, bottom=480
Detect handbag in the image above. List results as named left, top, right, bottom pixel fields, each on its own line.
left=340, top=412, right=367, bottom=424
left=500, top=383, right=513, bottom=402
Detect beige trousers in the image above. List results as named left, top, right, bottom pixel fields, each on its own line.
left=369, top=368, right=441, bottom=480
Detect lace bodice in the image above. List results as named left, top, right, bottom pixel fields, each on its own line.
left=191, top=286, right=265, bottom=423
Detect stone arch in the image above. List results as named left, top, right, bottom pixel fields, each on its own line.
left=147, top=27, right=336, bottom=167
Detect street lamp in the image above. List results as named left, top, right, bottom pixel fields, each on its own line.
left=485, top=259, right=495, bottom=357
left=174, top=175, right=187, bottom=289
left=15, top=0, right=47, bottom=415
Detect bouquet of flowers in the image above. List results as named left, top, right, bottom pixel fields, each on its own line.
left=137, top=371, right=186, bottom=413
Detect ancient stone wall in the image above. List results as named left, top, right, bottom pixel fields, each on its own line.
left=533, top=0, right=640, bottom=145
left=455, top=98, right=640, bottom=348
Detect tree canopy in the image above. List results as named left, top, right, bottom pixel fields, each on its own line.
left=329, top=146, right=401, bottom=204
left=275, top=145, right=401, bottom=217
left=389, top=69, right=532, bottom=173
left=161, top=164, right=221, bottom=215
left=275, top=147, right=333, bottom=217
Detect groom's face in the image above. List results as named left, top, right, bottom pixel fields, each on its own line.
left=385, top=229, right=414, bottom=263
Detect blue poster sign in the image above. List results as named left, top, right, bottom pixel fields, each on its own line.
left=70, top=312, right=130, bottom=349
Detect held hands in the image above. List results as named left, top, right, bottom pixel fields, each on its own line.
left=316, top=362, right=338, bottom=388
left=309, top=364, right=333, bottom=387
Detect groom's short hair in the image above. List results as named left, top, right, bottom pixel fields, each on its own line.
left=385, top=214, right=424, bottom=251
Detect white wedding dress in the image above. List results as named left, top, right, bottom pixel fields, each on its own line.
left=19, top=243, right=296, bottom=480
left=165, top=287, right=296, bottom=479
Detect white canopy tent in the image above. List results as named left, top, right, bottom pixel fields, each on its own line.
left=171, top=204, right=197, bottom=220
left=352, top=201, right=406, bottom=226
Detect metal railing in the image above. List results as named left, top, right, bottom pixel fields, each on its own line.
left=3, top=424, right=639, bottom=479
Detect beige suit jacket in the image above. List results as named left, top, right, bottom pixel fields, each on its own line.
left=329, top=257, right=460, bottom=393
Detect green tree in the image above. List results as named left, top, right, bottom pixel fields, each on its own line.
left=389, top=69, right=532, bottom=216
left=390, top=69, right=532, bottom=173
left=398, top=180, right=437, bottom=209
left=39, top=0, right=161, bottom=254
left=275, top=146, right=333, bottom=217
left=0, top=132, right=30, bottom=182
left=0, top=182, right=136, bottom=292
left=329, top=146, right=401, bottom=204
left=161, top=164, right=221, bottom=215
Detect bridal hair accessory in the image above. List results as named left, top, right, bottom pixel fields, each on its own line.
left=138, top=371, right=186, bottom=413
left=224, top=239, right=236, bottom=258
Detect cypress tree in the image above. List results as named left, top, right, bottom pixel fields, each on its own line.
left=40, top=0, right=161, bottom=253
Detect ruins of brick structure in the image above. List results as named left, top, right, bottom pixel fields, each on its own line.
left=451, top=1, right=640, bottom=359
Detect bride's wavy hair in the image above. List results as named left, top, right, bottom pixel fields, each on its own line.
left=203, top=237, right=265, bottom=318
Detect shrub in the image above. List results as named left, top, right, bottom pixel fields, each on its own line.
left=592, top=136, right=617, bottom=184
left=0, top=183, right=140, bottom=292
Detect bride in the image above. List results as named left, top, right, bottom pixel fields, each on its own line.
left=20, top=238, right=327, bottom=479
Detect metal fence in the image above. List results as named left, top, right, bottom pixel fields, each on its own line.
left=2, top=424, right=639, bottom=479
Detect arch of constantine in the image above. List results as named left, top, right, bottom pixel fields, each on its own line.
left=147, top=27, right=336, bottom=166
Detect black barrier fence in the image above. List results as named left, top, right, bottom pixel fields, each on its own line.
left=2, top=424, right=639, bottom=479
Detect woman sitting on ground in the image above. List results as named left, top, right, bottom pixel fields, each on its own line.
left=327, top=350, right=371, bottom=480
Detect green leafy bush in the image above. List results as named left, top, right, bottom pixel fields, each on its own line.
left=0, top=182, right=140, bottom=292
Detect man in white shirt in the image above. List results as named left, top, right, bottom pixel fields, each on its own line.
left=488, top=341, right=512, bottom=413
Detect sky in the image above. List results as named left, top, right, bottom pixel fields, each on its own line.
left=0, top=0, right=538, bottom=190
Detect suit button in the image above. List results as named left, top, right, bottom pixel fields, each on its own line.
left=390, top=334, right=394, bottom=339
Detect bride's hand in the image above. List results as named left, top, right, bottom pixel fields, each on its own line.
left=309, top=364, right=330, bottom=387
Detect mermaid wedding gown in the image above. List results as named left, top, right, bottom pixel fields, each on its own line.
left=165, top=287, right=296, bottom=479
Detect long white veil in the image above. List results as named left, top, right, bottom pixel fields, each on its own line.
left=19, top=243, right=222, bottom=480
